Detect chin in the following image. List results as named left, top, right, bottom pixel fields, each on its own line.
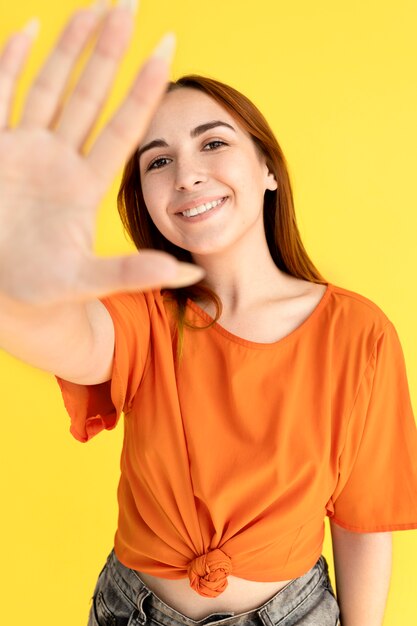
left=186, top=241, right=234, bottom=257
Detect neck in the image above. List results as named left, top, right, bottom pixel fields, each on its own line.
left=191, top=227, right=293, bottom=317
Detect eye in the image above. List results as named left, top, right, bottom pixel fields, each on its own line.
left=203, top=140, right=227, bottom=150
left=147, top=156, right=171, bottom=171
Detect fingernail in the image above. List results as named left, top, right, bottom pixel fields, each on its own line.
left=165, top=263, right=205, bottom=287
left=151, top=32, right=176, bottom=64
left=117, top=0, right=139, bottom=14
left=21, top=17, right=40, bottom=40
left=91, top=0, right=110, bottom=16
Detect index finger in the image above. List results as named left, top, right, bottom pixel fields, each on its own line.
left=86, top=33, right=175, bottom=189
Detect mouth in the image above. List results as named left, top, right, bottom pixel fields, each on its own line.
left=176, top=196, right=228, bottom=220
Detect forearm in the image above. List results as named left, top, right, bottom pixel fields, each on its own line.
left=0, top=294, right=95, bottom=380
left=330, top=521, right=392, bottom=626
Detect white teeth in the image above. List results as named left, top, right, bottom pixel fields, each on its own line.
left=181, top=197, right=225, bottom=218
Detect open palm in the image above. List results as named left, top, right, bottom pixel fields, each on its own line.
left=0, top=4, right=202, bottom=308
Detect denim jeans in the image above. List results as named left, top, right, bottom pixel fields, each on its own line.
left=87, top=548, right=341, bottom=626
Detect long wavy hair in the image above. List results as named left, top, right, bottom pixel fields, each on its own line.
left=117, top=75, right=327, bottom=358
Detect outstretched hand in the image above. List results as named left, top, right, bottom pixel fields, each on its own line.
left=0, top=1, right=204, bottom=308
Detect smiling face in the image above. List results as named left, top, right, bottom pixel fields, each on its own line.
left=138, top=88, right=277, bottom=257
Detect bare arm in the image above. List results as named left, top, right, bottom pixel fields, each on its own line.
left=0, top=4, right=203, bottom=384
left=330, top=520, right=392, bottom=626
left=0, top=297, right=114, bottom=384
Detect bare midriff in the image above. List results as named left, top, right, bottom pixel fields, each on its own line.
left=135, top=571, right=295, bottom=620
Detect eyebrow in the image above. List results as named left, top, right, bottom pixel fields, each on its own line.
left=137, top=120, right=236, bottom=160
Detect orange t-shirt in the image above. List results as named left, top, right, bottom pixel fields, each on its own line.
left=56, top=282, right=417, bottom=598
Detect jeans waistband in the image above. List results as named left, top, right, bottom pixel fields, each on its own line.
left=106, top=549, right=329, bottom=626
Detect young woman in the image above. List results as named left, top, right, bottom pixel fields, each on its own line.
left=1, top=3, right=416, bottom=626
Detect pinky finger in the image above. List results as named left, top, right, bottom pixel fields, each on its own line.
left=0, top=19, right=39, bottom=129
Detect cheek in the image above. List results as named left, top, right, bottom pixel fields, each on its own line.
left=217, top=153, right=260, bottom=192
left=214, top=159, right=247, bottom=193
left=141, top=180, right=167, bottom=220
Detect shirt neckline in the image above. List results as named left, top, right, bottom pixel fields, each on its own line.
left=186, top=282, right=333, bottom=349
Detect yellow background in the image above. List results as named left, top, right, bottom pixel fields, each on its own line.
left=1, top=0, right=416, bottom=624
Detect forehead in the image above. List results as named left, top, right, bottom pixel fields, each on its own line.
left=141, top=88, right=245, bottom=142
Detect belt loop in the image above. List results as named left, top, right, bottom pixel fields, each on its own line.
left=257, top=606, right=275, bottom=626
left=135, top=587, right=151, bottom=624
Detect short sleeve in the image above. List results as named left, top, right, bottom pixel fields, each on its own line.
left=328, top=320, right=417, bottom=532
left=55, top=290, right=153, bottom=443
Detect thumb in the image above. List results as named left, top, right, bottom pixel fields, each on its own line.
left=77, top=250, right=205, bottom=299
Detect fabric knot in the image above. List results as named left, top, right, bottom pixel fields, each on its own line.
left=187, top=548, right=233, bottom=597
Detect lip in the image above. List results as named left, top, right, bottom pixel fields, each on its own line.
left=173, top=195, right=228, bottom=215
left=175, top=196, right=229, bottom=223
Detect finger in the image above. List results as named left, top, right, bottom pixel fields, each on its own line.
left=75, top=251, right=205, bottom=301
left=55, top=7, right=135, bottom=149
left=19, top=8, right=101, bottom=129
left=87, top=34, right=175, bottom=190
left=0, top=22, right=38, bottom=129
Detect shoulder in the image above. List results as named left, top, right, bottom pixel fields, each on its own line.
left=329, top=283, right=390, bottom=327
left=323, top=284, right=405, bottom=394
left=97, top=289, right=166, bottom=327
left=326, top=282, right=392, bottom=339
left=99, top=288, right=163, bottom=309
left=328, top=283, right=389, bottom=317
left=283, top=277, right=390, bottom=331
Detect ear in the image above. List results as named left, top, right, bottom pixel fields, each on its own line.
left=264, top=164, right=278, bottom=191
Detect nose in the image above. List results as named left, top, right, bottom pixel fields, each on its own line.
left=174, top=156, right=208, bottom=191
